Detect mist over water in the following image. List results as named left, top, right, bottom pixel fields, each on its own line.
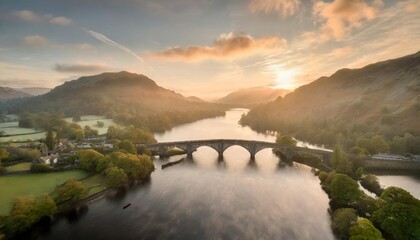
left=37, top=109, right=420, bottom=240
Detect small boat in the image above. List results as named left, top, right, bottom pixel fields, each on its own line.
left=123, top=203, right=131, bottom=209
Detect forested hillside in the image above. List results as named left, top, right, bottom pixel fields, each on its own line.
left=241, top=51, right=420, bottom=154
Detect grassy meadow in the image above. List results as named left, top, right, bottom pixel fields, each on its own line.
left=65, top=115, right=115, bottom=135
left=5, top=162, right=31, bottom=172
left=0, top=170, right=88, bottom=215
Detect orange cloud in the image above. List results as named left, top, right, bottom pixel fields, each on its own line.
left=314, top=0, right=383, bottom=41
left=248, top=0, right=301, bottom=17
left=404, top=0, right=420, bottom=13
left=151, top=33, right=287, bottom=61
left=23, top=35, right=51, bottom=48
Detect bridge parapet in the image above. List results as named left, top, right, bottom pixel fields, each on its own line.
left=144, top=139, right=334, bottom=163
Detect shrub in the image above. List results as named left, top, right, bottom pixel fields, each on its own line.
left=77, top=149, right=105, bottom=172
left=30, top=163, right=52, bottom=173
left=332, top=208, right=357, bottom=239
left=105, top=166, right=128, bottom=188
left=4, top=195, right=56, bottom=235
left=54, top=179, right=86, bottom=203
left=349, top=218, right=383, bottom=240
left=372, top=187, right=420, bottom=240
left=360, top=174, right=383, bottom=196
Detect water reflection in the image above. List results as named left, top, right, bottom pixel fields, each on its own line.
left=37, top=109, right=337, bottom=240
left=375, top=173, right=420, bottom=199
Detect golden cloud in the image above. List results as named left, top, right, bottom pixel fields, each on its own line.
left=151, top=33, right=287, bottom=61
left=248, top=0, right=301, bottom=17
left=314, top=0, right=383, bottom=41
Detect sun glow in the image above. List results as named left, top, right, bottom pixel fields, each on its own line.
left=273, top=67, right=299, bottom=89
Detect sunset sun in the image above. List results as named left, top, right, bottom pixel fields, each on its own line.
left=0, top=0, right=419, bottom=239
left=273, top=68, right=299, bottom=89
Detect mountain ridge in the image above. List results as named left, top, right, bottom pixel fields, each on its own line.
left=0, top=87, right=31, bottom=100
left=240, top=51, right=420, bottom=152
left=216, top=86, right=290, bottom=106
left=8, top=71, right=223, bottom=116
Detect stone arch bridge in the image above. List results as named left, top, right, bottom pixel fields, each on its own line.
left=145, top=139, right=333, bottom=165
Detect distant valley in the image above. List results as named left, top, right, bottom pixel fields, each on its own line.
left=0, top=87, right=31, bottom=100
left=216, top=86, right=290, bottom=106
left=3, top=71, right=226, bottom=132
left=14, top=87, right=51, bottom=96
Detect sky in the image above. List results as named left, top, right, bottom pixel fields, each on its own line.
left=0, top=0, right=419, bottom=99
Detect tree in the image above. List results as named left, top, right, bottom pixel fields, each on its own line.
left=4, top=195, right=56, bottom=234
left=370, top=135, right=389, bottom=154
left=96, top=121, right=105, bottom=128
left=45, top=129, right=56, bottom=150
left=84, top=125, right=98, bottom=138
left=18, top=112, right=35, bottom=128
left=95, top=157, right=110, bottom=173
left=77, top=149, right=105, bottom=172
left=276, top=135, right=297, bottom=146
left=330, top=174, right=363, bottom=208
left=332, top=146, right=353, bottom=174
left=360, top=174, right=383, bottom=196
left=0, top=148, right=9, bottom=163
left=72, top=115, right=81, bottom=122
left=332, top=208, right=357, bottom=240
left=105, top=166, right=128, bottom=187
left=118, top=140, right=137, bottom=154
left=349, top=146, right=369, bottom=156
left=356, top=137, right=375, bottom=155
left=106, top=151, right=154, bottom=181
left=349, top=218, right=384, bottom=240
left=372, top=187, right=420, bottom=240
left=54, top=179, right=86, bottom=203
left=390, top=136, right=405, bottom=154
left=30, top=163, right=52, bottom=173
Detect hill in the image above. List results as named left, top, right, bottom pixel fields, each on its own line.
left=216, top=86, right=290, bottom=106
left=14, top=87, right=51, bottom=96
left=9, top=71, right=226, bottom=132
left=187, top=96, right=204, bottom=103
left=240, top=51, right=420, bottom=154
left=0, top=87, right=30, bottom=100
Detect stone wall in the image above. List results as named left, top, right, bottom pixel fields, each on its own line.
left=364, top=159, right=420, bottom=171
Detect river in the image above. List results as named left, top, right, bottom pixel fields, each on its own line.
left=34, top=109, right=419, bottom=239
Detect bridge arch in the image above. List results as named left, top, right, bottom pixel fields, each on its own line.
left=144, top=139, right=334, bottom=168
left=222, top=144, right=254, bottom=158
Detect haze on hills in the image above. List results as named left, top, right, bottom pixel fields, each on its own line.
left=14, top=88, right=51, bottom=96
left=0, top=87, right=30, bottom=100
left=216, top=86, right=290, bottom=106
left=241, top=51, right=420, bottom=153
left=4, top=71, right=226, bottom=132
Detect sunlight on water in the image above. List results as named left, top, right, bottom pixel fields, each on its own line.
left=35, top=109, right=339, bottom=239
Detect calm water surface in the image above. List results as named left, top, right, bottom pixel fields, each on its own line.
left=35, top=109, right=418, bottom=240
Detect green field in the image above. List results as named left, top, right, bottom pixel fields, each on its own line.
left=0, top=115, right=114, bottom=143
left=0, top=170, right=89, bottom=215
left=5, top=162, right=31, bottom=172
left=0, top=127, right=39, bottom=135
left=0, top=132, right=46, bottom=143
left=0, top=121, right=46, bottom=143
left=65, top=115, right=115, bottom=135
left=81, top=174, right=108, bottom=195
left=0, top=122, right=19, bottom=128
